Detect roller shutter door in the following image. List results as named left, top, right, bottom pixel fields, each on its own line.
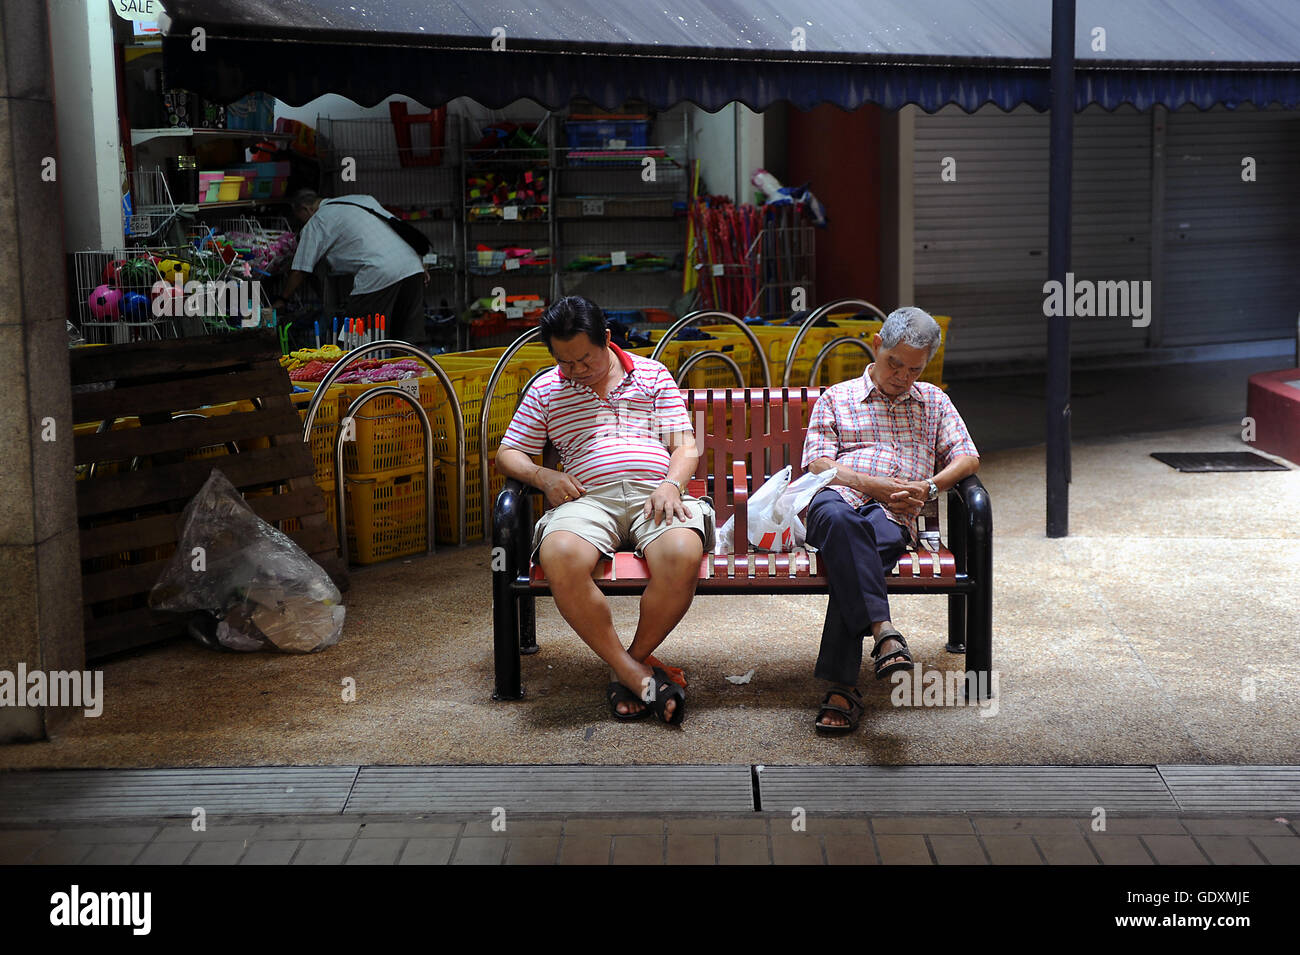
left=1160, top=105, right=1300, bottom=346
left=914, top=104, right=1152, bottom=363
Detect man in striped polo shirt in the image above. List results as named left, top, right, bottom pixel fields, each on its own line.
left=495, top=297, right=715, bottom=725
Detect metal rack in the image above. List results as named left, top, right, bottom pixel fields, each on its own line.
left=461, top=114, right=555, bottom=350
left=744, top=204, right=816, bottom=320
left=123, top=168, right=184, bottom=244
left=553, top=111, right=692, bottom=313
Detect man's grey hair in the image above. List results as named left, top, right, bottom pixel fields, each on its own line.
left=289, top=188, right=321, bottom=214
left=879, top=306, right=942, bottom=362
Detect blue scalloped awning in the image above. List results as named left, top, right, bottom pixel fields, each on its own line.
left=157, top=0, right=1300, bottom=111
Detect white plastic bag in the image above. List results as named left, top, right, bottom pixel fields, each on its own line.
left=714, top=465, right=836, bottom=553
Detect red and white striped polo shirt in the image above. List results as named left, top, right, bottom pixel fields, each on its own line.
left=498, top=343, right=694, bottom=487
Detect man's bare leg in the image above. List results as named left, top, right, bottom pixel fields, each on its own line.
left=820, top=619, right=903, bottom=728
left=538, top=531, right=657, bottom=716
left=628, top=527, right=703, bottom=661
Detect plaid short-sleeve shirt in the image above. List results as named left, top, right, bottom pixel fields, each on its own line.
left=800, top=365, right=979, bottom=524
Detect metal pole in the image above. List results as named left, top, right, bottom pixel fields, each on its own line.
left=782, top=298, right=888, bottom=387
left=333, top=386, right=437, bottom=565
left=1046, top=0, right=1075, bottom=538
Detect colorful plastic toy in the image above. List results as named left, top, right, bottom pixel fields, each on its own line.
left=87, top=284, right=122, bottom=319
left=120, top=291, right=151, bottom=321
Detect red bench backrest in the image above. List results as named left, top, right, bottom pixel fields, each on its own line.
left=682, top=387, right=822, bottom=525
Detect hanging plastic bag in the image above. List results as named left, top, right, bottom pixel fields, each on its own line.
left=149, top=469, right=346, bottom=653
left=714, top=465, right=836, bottom=554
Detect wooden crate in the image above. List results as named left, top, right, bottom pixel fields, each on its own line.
left=70, top=330, right=348, bottom=661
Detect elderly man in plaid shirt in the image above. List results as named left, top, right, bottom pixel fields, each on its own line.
left=801, top=307, right=981, bottom=734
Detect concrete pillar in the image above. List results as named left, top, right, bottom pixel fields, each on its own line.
left=0, top=0, right=85, bottom=743
left=48, top=0, right=122, bottom=250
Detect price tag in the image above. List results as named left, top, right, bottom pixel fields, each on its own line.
left=609, top=138, right=627, bottom=150
left=397, top=377, right=421, bottom=398
left=505, top=306, right=524, bottom=319
left=581, top=198, right=605, bottom=216
left=504, top=258, right=520, bottom=271
left=503, top=205, right=519, bottom=220
left=712, top=263, right=725, bottom=276
left=610, top=250, right=627, bottom=267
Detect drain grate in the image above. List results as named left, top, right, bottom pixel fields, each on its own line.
left=1150, top=451, right=1288, bottom=472
left=0, top=767, right=360, bottom=822
left=757, top=765, right=1179, bottom=813
left=344, top=765, right=755, bottom=814
left=1159, top=765, right=1300, bottom=812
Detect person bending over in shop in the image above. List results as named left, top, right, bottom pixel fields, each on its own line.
left=271, top=189, right=428, bottom=345
left=801, top=307, right=980, bottom=735
left=494, top=296, right=714, bottom=726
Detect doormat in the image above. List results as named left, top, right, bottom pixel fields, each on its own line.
left=1150, top=451, right=1289, bottom=472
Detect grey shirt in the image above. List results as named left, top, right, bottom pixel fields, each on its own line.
left=291, top=195, right=423, bottom=295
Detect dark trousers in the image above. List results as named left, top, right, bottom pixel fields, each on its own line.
left=805, top=488, right=910, bottom=686
left=344, top=272, right=426, bottom=345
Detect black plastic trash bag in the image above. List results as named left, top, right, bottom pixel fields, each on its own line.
left=149, top=469, right=345, bottom=653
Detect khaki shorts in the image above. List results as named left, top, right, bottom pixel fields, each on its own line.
left=531, top=479, right=715, bottom=563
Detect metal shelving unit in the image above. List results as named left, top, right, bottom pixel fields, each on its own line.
left=460, top=114, right=555, bottom=349
left=552, top=111, right=692, bottom=314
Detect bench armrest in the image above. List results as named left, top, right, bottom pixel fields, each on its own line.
left=946, top=474, right=992, bottom=561
left=492, top=478, right=535, bottom=580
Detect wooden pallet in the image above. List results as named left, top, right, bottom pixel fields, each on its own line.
left=70, top=330, right=347, bottom=661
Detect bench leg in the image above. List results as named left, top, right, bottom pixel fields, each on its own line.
left=520, top=595, right=538, bottom=655
left=492, top=586, right=524, bottom=700
left=946, top=594, right=966, bottom=654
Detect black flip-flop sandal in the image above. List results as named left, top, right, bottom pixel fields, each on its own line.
left=872, top=627, right=914, bottom=680
left=607, top=681, right=651, bottom=721
left=815, top=685, right=864, bottom=734
left=645, top=667, right=686, bottom=726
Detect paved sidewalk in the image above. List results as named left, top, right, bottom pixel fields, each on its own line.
left=3, top=812, right=1297, bottom=865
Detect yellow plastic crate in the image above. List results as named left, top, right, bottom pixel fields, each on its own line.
left=430, top=356, right=527, bottom=458
left=678, top=340, right=753, bottom=389
left=338, top=361, right=524, bottom=471
left=344, top=464, right=438, bottom=564
left=460, top=345, right=556, bottom=388
left=431, top=454, right=504, bottom=545
left=696, top=325, right=795, bottom=385
left=290, top=385, right=345, bottom=484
